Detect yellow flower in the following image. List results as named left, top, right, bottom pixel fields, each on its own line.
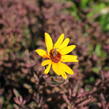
left=35, top=33, right=78, bottom=79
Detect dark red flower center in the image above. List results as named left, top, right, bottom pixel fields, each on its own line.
left=50, top=49, right=61, bottom=63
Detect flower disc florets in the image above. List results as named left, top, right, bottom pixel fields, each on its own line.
left=50, top=49, right=61, bottom=63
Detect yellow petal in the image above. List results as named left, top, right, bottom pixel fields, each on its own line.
left=41, top=60, right=51, bottom=66
left=59, top=38, right=70, bottom=49
left=44, top=64, right=51, bottom=74
left=35, top=49, right=47, bottom=58
left=61, top=73, right=67, bottom=79
left=60, top=63, right=74, bottom=75
left=54, top=34, right=64, bottom=49
left=52, top=63, right=62, bottom=75
left=61, top=55, right=78, bottom=62
left=45, top=33, right=53, bottom=52
left=60, top=45, right=76, bottom=55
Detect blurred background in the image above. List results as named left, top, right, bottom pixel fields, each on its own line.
left=0, top=0, right=109, bottom=109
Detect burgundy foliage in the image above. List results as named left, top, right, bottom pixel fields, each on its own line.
left=0, top=0, right=109, bottom=109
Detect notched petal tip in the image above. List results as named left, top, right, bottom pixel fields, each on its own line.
left=61, top=73, right=67, bottom=79
left=60, top=45, right=76, bottom=55
left=60, top=63, right=74, bottom=75
left=58, top=38, right=70, bottom=50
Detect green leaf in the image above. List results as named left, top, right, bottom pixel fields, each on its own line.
left=87, top=3, right=106, bottom=17
left=92, top=67, right=101, bottom=73
left=80, top=0, right=90, bottom=9
left=99, top=13, right=109, bottom=31
left=89, top=76, right=95, bottom=83
left=95, top=44, right=107, bottom=58
left=95, top=44, right=101, bottom=57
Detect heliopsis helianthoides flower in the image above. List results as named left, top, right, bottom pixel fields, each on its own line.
left=35, top=33, right=78, bottom=79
